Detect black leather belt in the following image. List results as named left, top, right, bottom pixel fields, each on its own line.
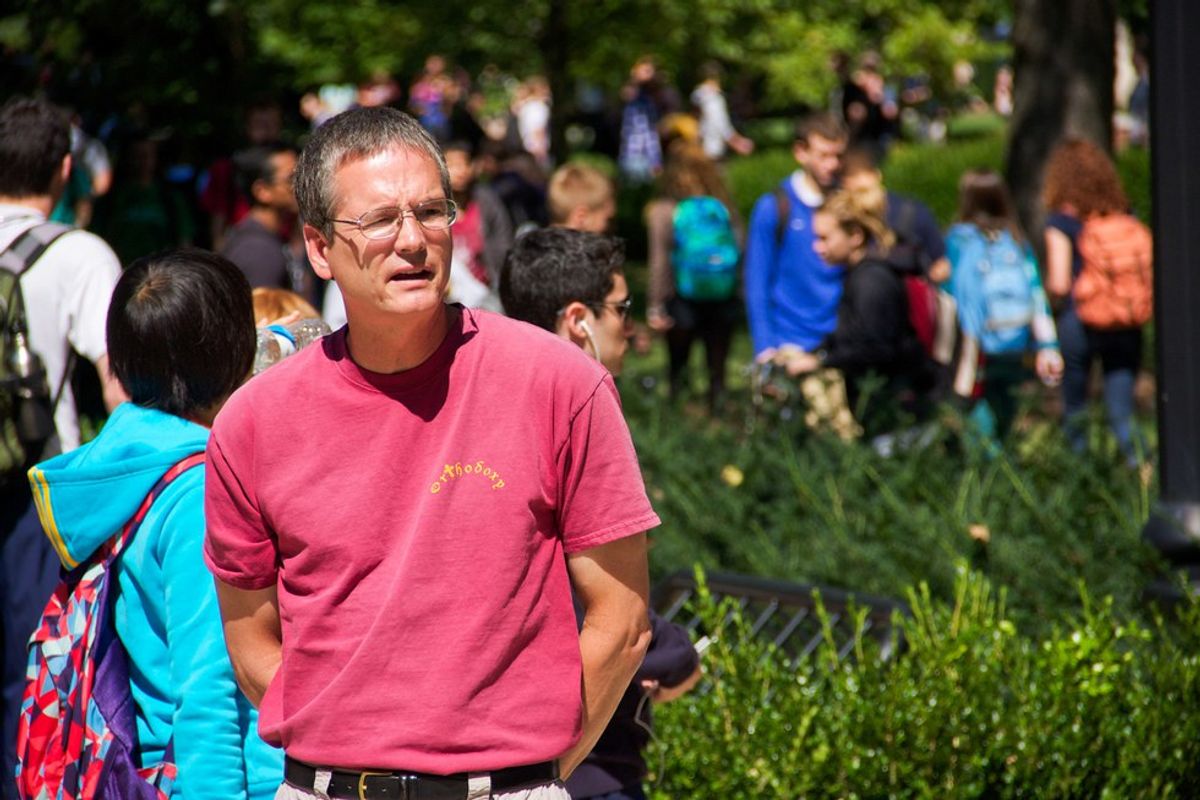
left=284, top=756, right=559, bottom=800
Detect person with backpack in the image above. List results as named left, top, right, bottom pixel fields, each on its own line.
left=945, top=170, right=1063, bottom=447
left=1042, top=138, right=1151, bottom=464
left=777, top=186, right=933, bottom=436
left=0, top=97, right=128, bottom=800
left=645, top=141, right=741, bottom=410
left=743, top=113, right=847, bottom=365
left=18, top=249, right=282, bottom=800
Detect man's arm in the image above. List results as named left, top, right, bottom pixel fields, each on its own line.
left=561, top=533, right=652, bottom=779
left=213, top=579, right=282, bottom=708
left=93, top=354, right=129, bottom=412
left=744, top=194, right=781, bottom=360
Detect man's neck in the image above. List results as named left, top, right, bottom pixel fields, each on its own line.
left=345, top=303, right=456, bottom=374
left=0, top=195, right=53, bottom=218
left=248, top=206, right=285, bottom=237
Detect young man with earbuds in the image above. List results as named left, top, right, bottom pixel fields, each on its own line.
left=500, top=227, right=633, bottom=375
left=501, top=226, right=702, bottom=800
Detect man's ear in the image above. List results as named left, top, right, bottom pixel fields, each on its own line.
left=792, top=140, right=807, bottom=166
left=304, top=223, right=333, bottom=280
left=556, top=300, right=592, bottom=347
left=565, top=206, right=588, bottom=231
left=251, top=178, right=273, bottom=208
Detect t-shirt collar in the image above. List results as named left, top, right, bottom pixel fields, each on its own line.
left=332, top=303, right=476, bottom=394
left=789, top=171, right=825, bottom=209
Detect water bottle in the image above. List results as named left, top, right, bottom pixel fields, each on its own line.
left=8, top=329, right=54, bottom=445
left=252, top=317, right=331, bottom=375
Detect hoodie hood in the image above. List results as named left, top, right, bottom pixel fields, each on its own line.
left=28, top=402, right=208, bottom=569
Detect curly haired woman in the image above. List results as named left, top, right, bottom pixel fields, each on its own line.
left=1042, top=138, right=1145, bottom=463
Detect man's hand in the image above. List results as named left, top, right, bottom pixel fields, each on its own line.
left=641, top=662, right=703, bottom=704
left=561, top=534, right=652, bottom=778
left=1035, top=348, right=1064, bottom=387
left=213, top=580, right=282, bottom=707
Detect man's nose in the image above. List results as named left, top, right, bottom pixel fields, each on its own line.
left=392, top=214, right=427, bottom=253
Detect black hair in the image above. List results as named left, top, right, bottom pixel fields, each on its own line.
left=500, top=228, right=625, bottom=332
left=442, top=139, right=475, bottom=159
left=232, top=143, right=293, bottom=206
left=107, top=248, right=255, bottom=417
left=0, top=97, right=71, bottom=198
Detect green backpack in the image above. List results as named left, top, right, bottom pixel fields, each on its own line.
left=1, top=222, right=72, bottom=484
left=671, top=196, right=740, bottom=301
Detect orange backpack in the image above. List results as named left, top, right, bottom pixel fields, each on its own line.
left=1073, top=213, right=1153, bottom=329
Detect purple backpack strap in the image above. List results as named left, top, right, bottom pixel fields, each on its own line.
left=92, top=452, right=204, bottom=798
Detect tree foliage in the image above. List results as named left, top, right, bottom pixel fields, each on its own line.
left=2, top=0, right=1013, bottom=134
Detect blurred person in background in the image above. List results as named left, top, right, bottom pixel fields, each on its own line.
left=691, top=61, right=754, bottom=162
left=91, top=132, right=194, bottom=264
left=744, top=113, right=847, bottom=364
left=645, top=141, right=741, bottom=411
left=220, top=143, right=305, bottom=297
left=548, top=163, right=615, bottom=234
left=1042, top=138, right=1150, bottom=464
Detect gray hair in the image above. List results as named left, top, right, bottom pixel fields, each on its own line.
left=294, top=106, right=451, bottom=240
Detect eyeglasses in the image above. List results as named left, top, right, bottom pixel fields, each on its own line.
left=589, top=297, right=633, bottom=321
left=330, top=198, right=458, bottom=240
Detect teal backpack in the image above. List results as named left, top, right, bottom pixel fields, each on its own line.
left=671, top=196, right=739, bottom=301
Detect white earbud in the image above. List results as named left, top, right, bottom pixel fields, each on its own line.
left=579, top=319, right=603, bottom=365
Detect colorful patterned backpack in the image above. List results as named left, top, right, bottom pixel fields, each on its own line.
left=17, top=453, right=204, bottom=800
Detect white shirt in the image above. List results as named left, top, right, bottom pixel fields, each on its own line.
left=0, top=203, right=121, bottom=451
left=692, top=82, right=734, bottom=160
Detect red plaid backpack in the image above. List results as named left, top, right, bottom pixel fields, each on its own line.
left=16, top=453, right=204, bottom=800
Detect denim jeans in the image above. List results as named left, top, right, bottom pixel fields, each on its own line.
left=1057, top=307, right=1143, bottom=460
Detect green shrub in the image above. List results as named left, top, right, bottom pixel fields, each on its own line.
left=647, top=567, right=1200, bottom=798
left=620, top=375, right=1160, bottom=639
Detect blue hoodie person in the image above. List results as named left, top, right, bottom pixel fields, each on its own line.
left=25, top=249, right=282, bottom=799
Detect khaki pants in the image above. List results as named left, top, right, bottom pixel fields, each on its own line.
left=798, top=368, right=862, bottom=441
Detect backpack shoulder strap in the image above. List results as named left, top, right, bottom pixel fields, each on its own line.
left=0, top=222, right=73, bottom=279
left=773, top=184, right=791, bottom=247
left=109, top=452, right=206, bottom=561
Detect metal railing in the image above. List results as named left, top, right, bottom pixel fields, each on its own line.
left=652, top=570, right=908, bottom=664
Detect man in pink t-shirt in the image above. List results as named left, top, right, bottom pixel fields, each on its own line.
left=204, top=107, right=657, bottom=800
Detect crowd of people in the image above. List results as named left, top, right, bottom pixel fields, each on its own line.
left=0, top=44, right=1153, bottom=800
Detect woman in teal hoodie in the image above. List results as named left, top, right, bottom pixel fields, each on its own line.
left=27, top=249, right=281, bottom=799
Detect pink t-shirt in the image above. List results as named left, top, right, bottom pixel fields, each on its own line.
left=203, top=307, right=660, bottom=774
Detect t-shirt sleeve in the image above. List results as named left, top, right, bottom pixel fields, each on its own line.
left=204, top=412, right=279, bottom=590
left=556, top=374, right=660, bottom=554
left=62, top=234, right=121, bottom=364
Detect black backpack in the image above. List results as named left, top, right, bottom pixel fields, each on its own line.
left=1, top=222, right=72, bottom=485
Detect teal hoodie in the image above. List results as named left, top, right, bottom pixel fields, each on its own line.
left=28, top=403, right=282, bottom=800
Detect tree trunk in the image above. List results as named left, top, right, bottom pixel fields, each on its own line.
left=540, top=0, right=571, bottom=164
left=1007, top=0, right=1117, bottom=240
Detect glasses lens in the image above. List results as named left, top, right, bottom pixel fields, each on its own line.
left=414, top=199, right=456, bottom=231
left=359, top=208, right=400, bottom=240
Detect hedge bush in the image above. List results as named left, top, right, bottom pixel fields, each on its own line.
left=620, top=373, right=1160, bottom=640
left=647, top=567, right=1200, bottom=798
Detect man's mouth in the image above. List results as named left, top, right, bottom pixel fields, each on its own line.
left=389, top=269, right=434, bottom=282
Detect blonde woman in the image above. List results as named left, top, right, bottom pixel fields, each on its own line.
left=780, top=186, right=932, bottom=432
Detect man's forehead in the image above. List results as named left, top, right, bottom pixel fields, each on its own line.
left=329, top=145, right=442, bottom=208
left=801, top=134, right=846, bottom=153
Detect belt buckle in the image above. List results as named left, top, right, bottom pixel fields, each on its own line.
left=357, top=770, right=394, bottom=800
